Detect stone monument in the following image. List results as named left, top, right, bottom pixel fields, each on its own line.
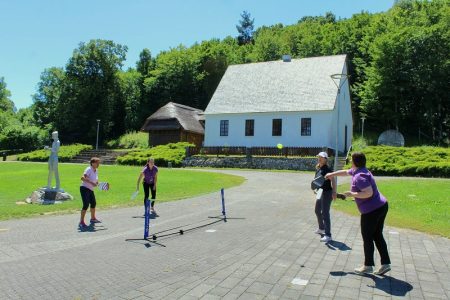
left=25, top=131, right=73, bottom=204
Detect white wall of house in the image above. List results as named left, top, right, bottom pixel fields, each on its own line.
left=204, top=110, right=343, bottom=148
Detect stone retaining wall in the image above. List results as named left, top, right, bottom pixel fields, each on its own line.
left=183, top=156, right=335, bottom=171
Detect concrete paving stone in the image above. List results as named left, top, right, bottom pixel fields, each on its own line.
left=246, top=281, right=274, bottom=295
left=280, top=287, right=304, bottom=299
left=200, top=294, right=222, bottom=300
left=299, top=295, right=321, bottom=300
left=301, top=283, right=324, bottom=297
left=207, top=286, right=231, bottom=297
left=237, top=292, right=265, bottom=300
left=334, top=286, right=360, bottom=299
left=218, top=277, right=242, bottom=289
left=267, top=284, right=286, bottom=297
left=187, top=283, right=215, bottom=298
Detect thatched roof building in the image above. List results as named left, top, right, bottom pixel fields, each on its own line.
left=141, top=102, right=204, bottom=147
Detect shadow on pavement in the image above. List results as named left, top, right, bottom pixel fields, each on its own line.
left=78, top=225, right=108, bottom=232
left=330, top=271, right=413, bottom=296
left=325, top=240, right=352, bottom=251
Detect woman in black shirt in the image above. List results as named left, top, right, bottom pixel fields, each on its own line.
left=313, top=152, right=337, bottom=242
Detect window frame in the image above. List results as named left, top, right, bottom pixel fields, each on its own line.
left=220, top=120, right=229, bottom=136
left=272, top=119, right=282, bottom=136
left=301, top=118, right=311, bottom=136
left=245, top=119, right=254, bottom=136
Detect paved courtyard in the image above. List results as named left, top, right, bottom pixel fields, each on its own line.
left=0, top=170, right=449, bottom=300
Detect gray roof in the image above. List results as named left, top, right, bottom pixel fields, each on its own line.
left=141, top=102, right=204, bottom=134
left=204, top=55, right=347, bottom=114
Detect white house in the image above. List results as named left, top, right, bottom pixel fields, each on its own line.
left=203, top=54, right=353, bottom=154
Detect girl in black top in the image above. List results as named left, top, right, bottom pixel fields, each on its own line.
left=314, top=152, right=337, bottom=242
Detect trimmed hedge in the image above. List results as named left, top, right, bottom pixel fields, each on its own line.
left=16, top=144, right=92, bottom=162
left=116, top=142, right=193, bottom=167
left=347, top=146, right=450, bottom=177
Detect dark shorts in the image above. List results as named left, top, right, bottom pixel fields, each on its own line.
left=80, top=186, right=96, bottom=210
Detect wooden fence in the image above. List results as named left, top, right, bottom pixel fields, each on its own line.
left=186, top=146, right=334, bottom=158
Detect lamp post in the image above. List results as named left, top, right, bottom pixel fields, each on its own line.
left=361, top=116, right=366, bottom=139
left=330, top=74, right=349, bottom=172
left=96, top=119, right=100, bottom=150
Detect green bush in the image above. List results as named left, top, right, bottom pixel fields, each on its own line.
left=116, top=142, right=193, bottom=167
left=106, top=131, right=148, bottom=149
left=346, top=146, right=450, bottom=177
left=0, top=125, right=47, bottom=152
left=17, top=144, right=92, bottom=162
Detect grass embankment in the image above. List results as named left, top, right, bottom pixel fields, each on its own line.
left=0, top=162, right=245, bottom=221
left=334, top=179, right=450, bottom=238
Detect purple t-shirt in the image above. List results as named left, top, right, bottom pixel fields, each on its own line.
left=347, top=167, right=387, bottom=214
left=142, top=165, right=158, bottom=184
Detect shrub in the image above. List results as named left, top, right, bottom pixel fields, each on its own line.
left=116, top=142, right=193, bottom=167
left=0, top=125, right=47, bottom=152
left=17, top=144, right=92, bottom=162
left=106, top=131, right=148, bottom=149
left=346, top=146, right=450, bottom=177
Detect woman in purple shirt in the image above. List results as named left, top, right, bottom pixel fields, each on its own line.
left=325, top=152, right=391, bottom=275
left=136, top=158, right=158, bottom=214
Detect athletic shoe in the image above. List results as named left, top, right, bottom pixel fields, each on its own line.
left=354, top=265, right=374, bottom=274
left=374, top=264, right=391, bottom=275
left=315, top=229, right=325, bottom=235
left=320, top=235, right=332, bottom=242
left=150, top=208, right=156, bottom=214
left=79, top=222, right=88, bottom=229
left=90, top=218, right=102, bottom=224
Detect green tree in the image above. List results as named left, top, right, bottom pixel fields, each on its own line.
left=0, top=77, right=15, bottom=112
left=56, top=39, right=128, bottom=144
left=32, top=67, right=65, bottom=129
left=236, top=11, right=255, bottom=45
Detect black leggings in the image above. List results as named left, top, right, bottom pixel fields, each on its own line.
left=143, top=182, right=156, bottom=207
left=360, top=202, right=391, bottom=266
left=80, top=186, right=96, bottom=210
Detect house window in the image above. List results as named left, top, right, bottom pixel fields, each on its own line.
left=245, top=119, right=254, bottom=136
left=301, top=118, right=311, bottom=136
left=220, top=120, right=229, bottom=136
left=272, top=119, right=282, bottom=136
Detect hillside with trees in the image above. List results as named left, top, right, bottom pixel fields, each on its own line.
left=1, top=0, right=448, bottom=149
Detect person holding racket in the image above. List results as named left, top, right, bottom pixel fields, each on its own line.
left=325, top=152, right=391, bottom=275
left=136, top=158, right=158, bottom=214
left=79, top=157, right=101, bottom=228
left=313, top=151, right=337, bottom=243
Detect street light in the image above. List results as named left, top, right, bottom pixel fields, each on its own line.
left=96, top=119, right=101, bottom=150
left=361, top=116, right=366, bottom=139
left=330, top=73, right=349, bottom=172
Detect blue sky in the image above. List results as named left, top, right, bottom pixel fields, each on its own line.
left=1, top=0, right=393, bottom=109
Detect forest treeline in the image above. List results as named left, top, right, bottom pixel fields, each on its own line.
left=0, top=0, right=448, bottom=150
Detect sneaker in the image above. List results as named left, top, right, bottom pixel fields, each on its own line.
left=150, top=208, right=156, bottom=214
left=320, top=235, right=332, bottom=242
left=79, top=222, right=88, bottom=229
left=374, top=264, right=391, bottom=275
left=90, top=218, right=102, bottom=224
left=314, top=229, right=325, bottom=235
left=354, top=265, right=374, bottom=274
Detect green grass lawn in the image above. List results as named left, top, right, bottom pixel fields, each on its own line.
left=333, top=179, right=450, bottom=238
left=0, top=162, right=245, bottom=221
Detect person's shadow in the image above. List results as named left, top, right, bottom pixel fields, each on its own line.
left=325, top=240, right=352, bottom=251
left=330, top=271, right=413, bottom=296
left=78, top=224, right=108, bottom=232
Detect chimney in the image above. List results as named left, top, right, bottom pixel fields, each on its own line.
left=282, top=55, right=291, bottom=62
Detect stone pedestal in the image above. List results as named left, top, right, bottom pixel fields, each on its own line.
left=25, top=188, right=73, bottom=205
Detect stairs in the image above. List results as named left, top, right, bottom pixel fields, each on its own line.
left=69, top=149, right=128, bottom=165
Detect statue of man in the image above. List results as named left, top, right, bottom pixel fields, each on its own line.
left=45, top=131, right=60, bottom=190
